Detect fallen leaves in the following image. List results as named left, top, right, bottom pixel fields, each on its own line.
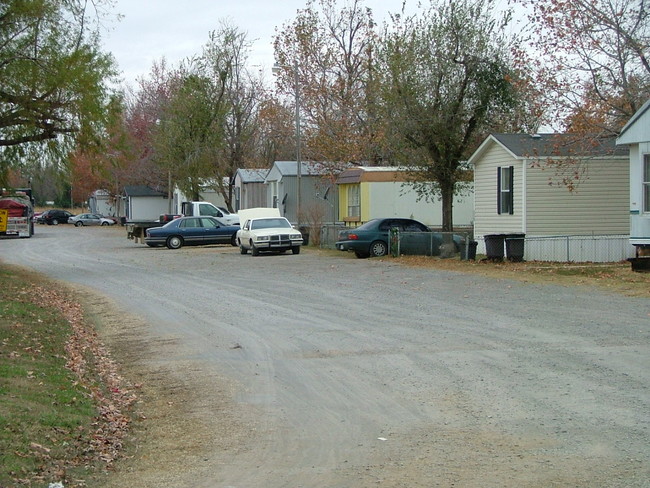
left=25, top=285, right=139, bottom=472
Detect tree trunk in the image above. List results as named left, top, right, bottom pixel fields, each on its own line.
left=440, top=184, right=454, bottom=232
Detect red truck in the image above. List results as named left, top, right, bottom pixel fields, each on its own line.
left=0, top=189, right=34, bottom=238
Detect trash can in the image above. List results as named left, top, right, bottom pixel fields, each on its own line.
left=505, top=233, right=526, bottom=262
left=460, top=240, right=478, bottom=260
left=299, top=226, right=310, bottom=246
left=484, top=234, right=505, bottom=261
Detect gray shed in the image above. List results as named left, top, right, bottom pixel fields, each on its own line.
left=234, top=168, right=269, bottom=211
left=264, top=161, right=339, bottom=225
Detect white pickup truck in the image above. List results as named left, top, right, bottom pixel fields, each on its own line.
left=236, top=208, right=302, bottom=256
left=180, top=201, right=239, bottom=225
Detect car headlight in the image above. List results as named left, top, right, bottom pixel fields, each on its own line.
left=256, top=235, right=270, bottom=242
left=289, top=233, right=301, bottom=240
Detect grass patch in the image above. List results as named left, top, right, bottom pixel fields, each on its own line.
left=0, top=265, right=136, bottom=487
left=0, top=268, right=96, bottom=486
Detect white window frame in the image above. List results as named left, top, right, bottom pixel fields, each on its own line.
left=498, top=166, right=514, bottom=215
left=347, top=185, right=360, bottom=218
left=641, top=153, right=650, bottom=214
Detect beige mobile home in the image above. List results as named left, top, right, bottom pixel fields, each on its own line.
left=469, top=134, right=632, bottom=262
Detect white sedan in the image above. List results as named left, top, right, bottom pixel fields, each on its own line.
left=68, top=213, right=116, bottom=226
left=237, top=216, right=302, bottom=256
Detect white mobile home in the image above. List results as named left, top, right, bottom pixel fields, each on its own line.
left=616, top=99, right=650, bottom=252
left=123, top=185, right=169, bottom=221
left=336, top=166, right=474, bottom=228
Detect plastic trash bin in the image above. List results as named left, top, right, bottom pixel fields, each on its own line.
left=299, top=226, right=310, bottom=246
left=505, top=233, right=526, bottom=262
left=484, top=234, right=505, bottom=261
left=461, top=240, right=478, bottom=260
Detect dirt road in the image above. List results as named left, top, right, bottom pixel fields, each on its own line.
left=2, top=225, right=649, bottom=487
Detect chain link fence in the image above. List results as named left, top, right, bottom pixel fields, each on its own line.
left=521, top=235, right=636, bottom=263
left=323, top=225, right=635, bottom=263
left=319, top=224, right=475, bottom=258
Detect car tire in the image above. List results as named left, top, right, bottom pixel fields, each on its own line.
left=369, top=240, right=388, bottom=257
left=231, top=233, right=237, bottom=247
left=101, top=221, right=109, bottom=226
left=239, top=244, right=248, bottom=254
left=291, top=246, right=300, bottom=255
left=166, top=236, right=183, bottom=249
left=52, top=219, right=59, bottom=225
left=251, top=243, right=260, bottom=256
left=75, top=221, right=83, bottom=227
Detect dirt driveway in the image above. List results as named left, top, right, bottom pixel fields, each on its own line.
left=2, top=225, right=649, bottom=487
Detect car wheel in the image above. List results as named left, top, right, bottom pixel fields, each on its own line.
left=239, top=244, right=248, bottom=255
left=251, top=242, right=260, bottom=256
left=101, top=221, right=109, bottom=226
left=369, top=240, right=388, bottom=257
left=354, top=251, right=369, bottom=259
left=291, top=246, right=300, bottom=255
left=231, top=233, right=238, bottom=247
left=166, top=236, right=183, bottom=249
left=52, top=219, right=59, bottom=225
left=74, top=221, right=82, bottom=227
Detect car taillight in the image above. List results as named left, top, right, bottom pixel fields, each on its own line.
left=349, top=234, right=359, bottom=240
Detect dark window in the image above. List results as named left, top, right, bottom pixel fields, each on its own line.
left=378, top=220, right=401, bottom=231
left=497, top=166, right=514, bottom=215
left=181, top=218, right=201, bottom=228
left=403, top=220, right=428, bottom=232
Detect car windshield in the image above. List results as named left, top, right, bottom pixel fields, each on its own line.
left=250, top=218, right=292, bottom=230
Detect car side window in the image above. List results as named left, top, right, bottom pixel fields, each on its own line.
left=180, top=218, right=201, bottom=228
left=379, top=220, right=400, bottom=232
left=200, top=218, right=218, bottom=228
left=404, top=221, right=427, bottom=232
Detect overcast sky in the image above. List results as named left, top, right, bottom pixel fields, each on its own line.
left=101, top=0, right=413, bottom=87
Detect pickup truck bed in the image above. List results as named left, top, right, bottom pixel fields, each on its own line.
left=126, top=221, right=163, bottom=244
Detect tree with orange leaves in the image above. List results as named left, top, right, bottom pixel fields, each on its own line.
left=515, top=0, right=649, bottom=134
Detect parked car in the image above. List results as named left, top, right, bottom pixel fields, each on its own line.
left=335, top=218, right=465, bottom=258
left=144, top=216, right=240, bottom=249
left=237, top=216, right=302, bottom=256
left=68, top=213, right=116, bottom=226
left=37, top=209, right=75, bottom=225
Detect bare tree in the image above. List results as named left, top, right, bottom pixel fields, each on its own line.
left=274, top=0, right=385, bottom=171
left=515, top=0, right=650, bottom=133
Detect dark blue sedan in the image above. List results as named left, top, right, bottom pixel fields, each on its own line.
left=335, top=218, right=465, bottom=258
left=145, top=216, right=240, bottom=249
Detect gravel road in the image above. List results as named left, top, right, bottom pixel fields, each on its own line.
left=2, top=225, right=649, bottom=487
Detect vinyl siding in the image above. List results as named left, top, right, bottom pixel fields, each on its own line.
left=364, top=181, right=473, bottom=227
left=525, top=157, right=629, bottom=235
left=474, top=143, right=523, bottom=238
